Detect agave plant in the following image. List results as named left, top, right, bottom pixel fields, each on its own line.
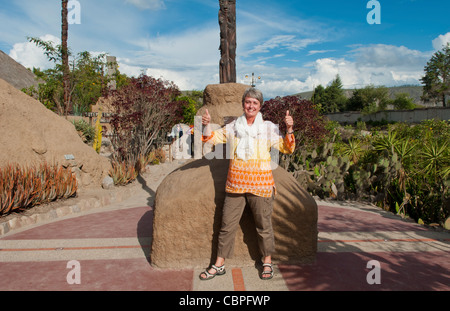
left=341, top=138, right=364, bottom=164
left=419, top=140, right=450, bottom=183
left=373, top=130, right=400, bottom=156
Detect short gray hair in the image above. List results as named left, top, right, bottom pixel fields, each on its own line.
left=242, top=87, right=263, bottom=106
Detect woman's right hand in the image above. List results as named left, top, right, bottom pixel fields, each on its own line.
left=202, top=109, right=211, bottom=126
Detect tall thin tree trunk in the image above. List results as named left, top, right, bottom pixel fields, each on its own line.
left=62, top=0, right=70, bottom=116
left=218, top=0, right=236, bottom=83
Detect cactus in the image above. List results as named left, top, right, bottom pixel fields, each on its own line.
left=291, top=130, right=406, bottom=201
left=292, top=141, right=352, bottom=200
left=291, top=120, right=449, bottom=225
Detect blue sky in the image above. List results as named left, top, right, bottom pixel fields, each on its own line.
left=0, top=0, right=449, bottom=98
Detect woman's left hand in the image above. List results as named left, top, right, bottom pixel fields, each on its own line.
left=285, top=110, right=294, bottom=132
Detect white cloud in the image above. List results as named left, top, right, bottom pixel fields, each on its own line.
left=244, top=43, right=429, bottom=99
left=257, top=79, right=309, bottom=99
left=116, top=61, right=216, bottom=91
left=116, top=58, right=143, bottom=77
left=432, top=32, right=450, bottom=50
left=7, top=34, right=429, bottom=99
left=9, top=34, right=61, bottom=70
left=350, top=44, right=429, bottom=68
left=145, top=68, right=198, bottom=90
left=4, top=1, right=437, bottom=100
left=132, top=27, right=219, bottom=69
left=125, top=0, right=166, bottom=10
left=308, top=50, right=336, bottom=56
left=116, top=26, right=220, bottom=89
left=302, top=44, right=428, bottom=90
left=246, top=35, right=319, bottom=56
left=238, top=9, right=331, bottom=39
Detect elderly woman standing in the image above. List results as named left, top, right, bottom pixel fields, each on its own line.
left=199, top=87, right=295, bottom=280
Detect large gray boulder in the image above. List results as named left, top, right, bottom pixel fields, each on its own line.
left=151, top=158, right=318, bottom=269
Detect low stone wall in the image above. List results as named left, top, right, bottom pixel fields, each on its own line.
left=325, top=107, right=450, bottom=124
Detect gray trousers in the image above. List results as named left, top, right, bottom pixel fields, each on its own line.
left=217, top=193, right=275, bottom=259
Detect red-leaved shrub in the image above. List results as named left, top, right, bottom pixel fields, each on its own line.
left=106, top=75, right=184, bottom=166
left=261, top=95, right=329, bottom=149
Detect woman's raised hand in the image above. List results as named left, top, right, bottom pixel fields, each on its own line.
left=202, top=108, right=211, bottom=126
left=285, top=110, right=294, bottom=132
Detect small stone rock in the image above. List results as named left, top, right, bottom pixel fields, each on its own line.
left=102, top=176, right=115, bottom=189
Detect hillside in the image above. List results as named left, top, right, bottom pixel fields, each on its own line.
left=295, top=85, right=426, bottom=106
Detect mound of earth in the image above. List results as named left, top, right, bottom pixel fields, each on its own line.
left=0, top=78, right=111, bottom=189
left=0, top=50, right=40, bottom=90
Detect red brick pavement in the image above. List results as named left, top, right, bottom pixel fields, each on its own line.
left=0, top=203, right=449, bottom=291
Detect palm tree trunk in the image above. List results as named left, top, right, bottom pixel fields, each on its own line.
left=61, top=0, right=70, bottom=116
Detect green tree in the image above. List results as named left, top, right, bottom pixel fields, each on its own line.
left=420, top=43, right=450, bottom=107
left=392, top=93, right=416, bottom=110
left=312, top=75, right=347, bottom=113
left=24, top=38, right=126, bottom=115
left=70, top=51, right=108, bottom=115
left=311, top=84, right=326, bottom=112
left=325, top=75, right=348, bottom=113
left=26, top=36, right=69, bottom=115
left=176, top=96, right=198, bottom=125
left=347, top=85, right=390, bottom=114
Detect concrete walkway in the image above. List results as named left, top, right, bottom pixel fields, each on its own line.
left=0, top=162, right=449, bottom=292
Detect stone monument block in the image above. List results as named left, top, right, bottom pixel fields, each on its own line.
left=197, top=83, right=249, bottom=126
left=151, top=158, right=318, bottom=269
